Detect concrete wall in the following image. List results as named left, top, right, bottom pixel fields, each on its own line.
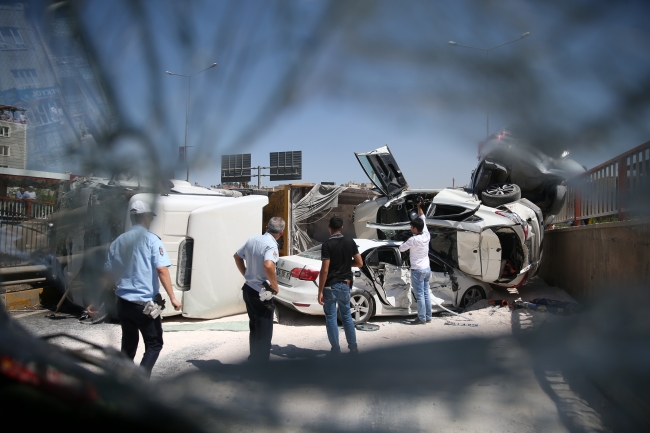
left=539, top=220, right=650, bottom=299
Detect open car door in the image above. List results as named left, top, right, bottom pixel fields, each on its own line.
left=355, top=146, right=409, bottom=198
left=362, top=246, right=413, bottom=309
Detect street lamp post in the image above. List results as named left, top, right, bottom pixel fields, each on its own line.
left=166, top=62, right=217, bottom=182
left=448, top=32, right=530, bottom=137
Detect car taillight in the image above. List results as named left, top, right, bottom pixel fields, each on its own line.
left=290, top=267, right=319, bottom=281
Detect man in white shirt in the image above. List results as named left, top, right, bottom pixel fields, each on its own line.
left=398, top=200, right=432, bottom=325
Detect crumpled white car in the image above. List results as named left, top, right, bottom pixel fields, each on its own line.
left=274, top=239, right=492, bottom=324
left=352, top=146, right=545, bottom=288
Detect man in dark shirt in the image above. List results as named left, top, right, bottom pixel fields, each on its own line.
left=318, top=216, right=363, bottom=354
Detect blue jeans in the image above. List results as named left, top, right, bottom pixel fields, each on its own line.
left=411, top=268, right=432, bottom=322
left=323, top=282, right=358, bottom=352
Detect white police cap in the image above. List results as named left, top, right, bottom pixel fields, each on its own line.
left=130, top=200, right=156, bottom=216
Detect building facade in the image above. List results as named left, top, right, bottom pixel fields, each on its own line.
left=0, top=3, right=110, bottom=172
left=0, top=105, right=27, bottom=169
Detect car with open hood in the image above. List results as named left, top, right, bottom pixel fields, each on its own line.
left=274, top=239, right=492, bottom=324
left=352, top=145, right=544, bottom=288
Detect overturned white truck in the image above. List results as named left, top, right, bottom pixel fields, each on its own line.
left=130, top=191, right=268, bottom=318
left=49, top=179, right=267, bottom=319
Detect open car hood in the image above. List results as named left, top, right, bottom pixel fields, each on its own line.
left=355, top=145, right=409, bottom=198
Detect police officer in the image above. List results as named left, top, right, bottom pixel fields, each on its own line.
left=233, top=217, right=285, bottom=363
left=105, top=200, right=182, bottom=377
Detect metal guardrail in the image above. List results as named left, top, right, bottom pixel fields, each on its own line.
left=554, top=141, right=650, bottom=223
left=0, top=219, right=50, bottom=267
left=0, top=197, right=55, bottom=220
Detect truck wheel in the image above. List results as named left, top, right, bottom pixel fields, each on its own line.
left=481, top=183, right=521, bottom=207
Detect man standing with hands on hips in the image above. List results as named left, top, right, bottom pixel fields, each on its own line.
left=105, top=200, right=182, bottom=378
left=399, top=199, right=432, bottom=325
left=234, top=217, right=285, bottom=363
left=318, top=216, right=363, bottom=354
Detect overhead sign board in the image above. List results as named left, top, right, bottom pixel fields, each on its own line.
left=269, top=151, right=302, bottom=181
left=221, top=153, right=251, bottom=183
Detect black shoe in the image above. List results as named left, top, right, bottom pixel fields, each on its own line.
left=426, top=318, right=432, bottom=323
left=349, top=347, right=359, bottom=354
left=407, top=318, right=426, bottom=325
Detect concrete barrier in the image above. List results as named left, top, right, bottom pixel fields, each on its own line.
left=0, top=286, right=43, bottom=310
left=539, top=219, right=650, bottom=299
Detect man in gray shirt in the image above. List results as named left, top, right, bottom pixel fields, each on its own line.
left=234, top=217, right=285, bottom=363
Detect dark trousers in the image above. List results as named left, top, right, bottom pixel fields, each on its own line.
left=117, top=297, right=164, bottom=378
left=242, top=284, right=274, bottom=363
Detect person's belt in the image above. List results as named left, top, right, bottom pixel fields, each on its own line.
left=119, top=297, right=147, bottom=306
left=324, top=280, right=352, bottom=289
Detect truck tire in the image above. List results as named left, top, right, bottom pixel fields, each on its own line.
left=481, top=183, right=521, bottom=208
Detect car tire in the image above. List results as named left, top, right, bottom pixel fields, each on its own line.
left=458, top=286, right=486, bottom=309
left=339, top=289, right=374, bottom=324
left=481, top=183, right=521, bottom=207
left=545, top=184, right=567, bottom=216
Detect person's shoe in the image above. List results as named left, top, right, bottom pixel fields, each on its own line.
left=349, top=347, right=359, bottom=354
left=327, top=349, right=341, bottom=357
left=426, top=318, right=432, bottom=323
left=407, top=318, right=426, bottom=325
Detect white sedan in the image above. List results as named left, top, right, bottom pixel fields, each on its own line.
left=274, top=239, right=492, bottom=324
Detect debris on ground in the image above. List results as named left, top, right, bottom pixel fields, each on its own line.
left=355, top=323, right=380, bottom=332
left=512, top=298, right=582, bottom=315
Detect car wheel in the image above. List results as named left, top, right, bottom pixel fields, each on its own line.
left=545, top=184, right=567, bottom=216
left=340, top=289, right=374, bottom=324
left=481, top=183, right=521, bottom=207
left=459, top=286, right=486, bottom=309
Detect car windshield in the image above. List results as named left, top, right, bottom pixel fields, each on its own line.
left=297, top=244, right=322, bottom=260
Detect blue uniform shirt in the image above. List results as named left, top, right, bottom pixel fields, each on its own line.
left=236, top=232, right=279, bottom=292
left=105, top=225, right=171, bottom=303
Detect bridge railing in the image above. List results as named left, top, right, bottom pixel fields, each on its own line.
left=554, top=140, right=650, bottom=223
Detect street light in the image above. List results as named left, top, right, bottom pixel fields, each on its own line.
left=165, top=62, right=217, bottom=182
left=448, top=32, right=530, bottom=137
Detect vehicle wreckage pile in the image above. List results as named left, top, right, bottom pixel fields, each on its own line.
left=274, top=130, right=585, bottom=324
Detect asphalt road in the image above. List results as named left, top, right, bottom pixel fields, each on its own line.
left=9, top=277, right=644, bottom=432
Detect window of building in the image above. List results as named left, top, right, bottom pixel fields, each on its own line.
left=0, top=126, right=9, bottom=137
left=0, top=146, right=10, bottom=157
left=12, top=69, right=39, bottom=89
left=25, top=100, right=64, bottom=126
left=0, top=27, right=26, bottom=50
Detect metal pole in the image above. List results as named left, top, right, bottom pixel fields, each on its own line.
left=486, top=50, right=489, bottom=138
left=258, top=166, right=261, bottom=190
left=185, top=76, right=191, bottom=182
left=166, top=63, right=217, bottom=183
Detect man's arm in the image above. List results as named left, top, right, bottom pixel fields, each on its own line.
left=157, top=266, right=182, bottom=310
left=233, top=252, right=246, bottom=277
left=351, top=254, right=363, bottom=268
left=399, top=238, right=412, bottom=252
left=317, top=260, right=330, bottom=306
left=418, top=202, right=430, bottom=238
left=263, top=260, right=279, bottom=294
